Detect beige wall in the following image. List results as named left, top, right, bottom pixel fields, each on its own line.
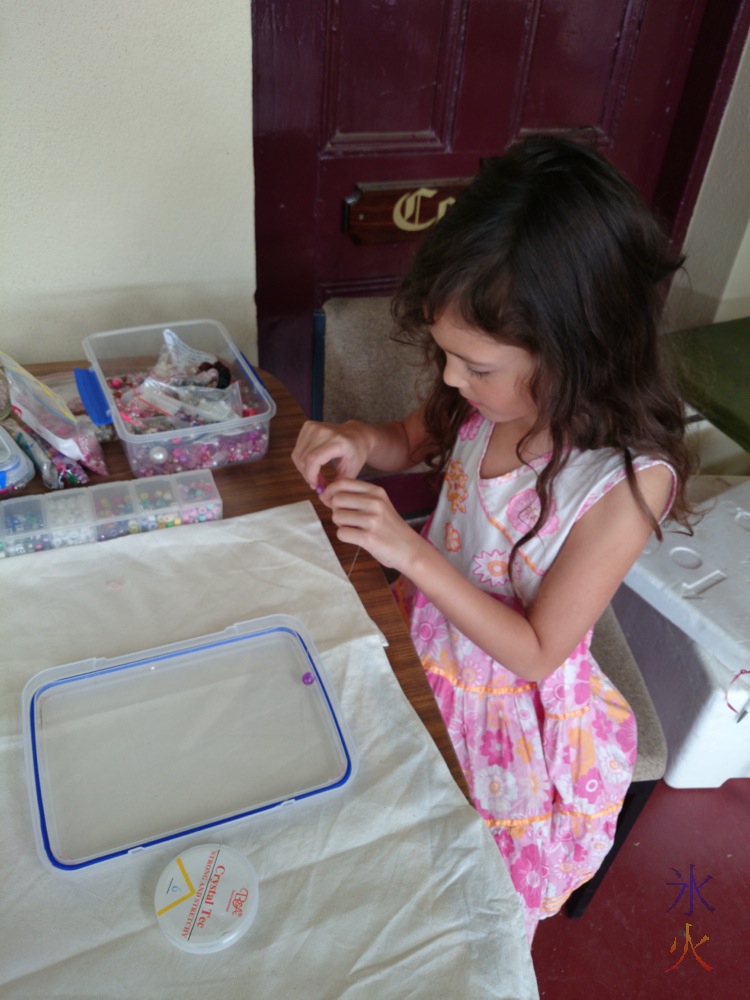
left=719, top=212, right=750, bottom=322
left=667, top=29, right=750, bottom=329
left=0, top=1, right=257, bottom=365
left=0, top=2, right=747, bottom=370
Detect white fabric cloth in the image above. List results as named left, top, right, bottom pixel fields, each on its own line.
left=0, top=501, right=538, bottom=1000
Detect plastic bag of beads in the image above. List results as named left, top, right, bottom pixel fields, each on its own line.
left=3, top=417, right=89, bottom=488
left=149, top=329, right=233, bottom=391
left=151, top=329, right=218, bottom=379
left=115, top=379, right=239, bottom=434
left=130, top=377, right=242, bottom=427
left=0, top=350, right=108, bottom=475
left=110, top=328, right=242, bottom=435
left=39, top=372, right=115, bottom=442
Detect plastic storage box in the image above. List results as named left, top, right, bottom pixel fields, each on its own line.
left=0, top=469, right=222, bottom=556
left=612, top=480, right=750, bottom=788
left=82, top=320, right=276, bottom=477
left=0, top=425, right=35, bottom=498
left=23, top=615, right=357, bottom=870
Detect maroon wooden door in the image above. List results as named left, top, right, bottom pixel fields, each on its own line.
left=253, top=0, right=750, bottom=412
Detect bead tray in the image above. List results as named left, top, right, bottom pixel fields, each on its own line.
left=0, top=469, right=222, bottom=557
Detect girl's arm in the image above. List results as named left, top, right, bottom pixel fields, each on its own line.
left=322, top=464, right=673, bottom=682
left=292, top=406, right=430, bottom=490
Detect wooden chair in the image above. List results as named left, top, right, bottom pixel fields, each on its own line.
left=314, top=295, right=668, bottom=917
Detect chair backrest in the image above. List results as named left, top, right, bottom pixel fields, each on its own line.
left=321, top=296, right=426, bottom=425
left=317, top=296, right=436, bottom=524
left=591, top=604, right=667, bottom=783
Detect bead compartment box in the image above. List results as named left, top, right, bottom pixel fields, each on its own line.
left=1, top=495, right=51, bottom=556
left=0, top=470, right=222, bottom=557
left=82, top=320, right=276, bottom=478
left=45, top=490, right=98, bottom=548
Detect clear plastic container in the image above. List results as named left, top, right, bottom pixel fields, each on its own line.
left=173, top=469, right=224, bottom=524
left=46, top=489, right=97, bottom=548
left=0, top=470, right=223, bottom=556
left=91, top=482, right=139, bottom=541
left=0, top=425, right=35, bottom=497
left=1, top=495, right=51, bottom=555
left=23, top=615, right=358, bottom=871
left=131, top=475, right=182, bottom=531
left=82, top=320, right=276, bottom=478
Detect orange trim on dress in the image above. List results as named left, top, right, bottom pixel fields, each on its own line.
left=425, top=664, right=536, bottom=695
left=545, top=705, right=590, bottom=721
left=484, top=798, right=624, bottom=830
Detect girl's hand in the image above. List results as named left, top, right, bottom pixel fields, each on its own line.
left=293, top=409, right=431, bottom=492
left=321, top=478, right=421, bottom=571
left=292, top=420, right=372, bottom=492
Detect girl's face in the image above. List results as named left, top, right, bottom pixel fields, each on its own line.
left=431, top=310, right=539, bottom=430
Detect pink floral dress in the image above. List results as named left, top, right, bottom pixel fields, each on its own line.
left=394, top=410, right=675, bottom=942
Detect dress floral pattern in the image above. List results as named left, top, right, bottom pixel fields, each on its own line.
left=394, top=411, right=675, bottom=941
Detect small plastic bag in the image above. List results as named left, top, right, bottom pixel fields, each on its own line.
left=40, top=372, right=115, bottom=442
left=149, top=329, right=233, bottom=389
left=109, top=329, right=241, bottom=435
left=135, top=377, right=242, bottom=424
left=151, top=329, right=219, bottom=382
left=0, top=350, right=108, bottom=475
left=3, top=417, right=89, bottom=489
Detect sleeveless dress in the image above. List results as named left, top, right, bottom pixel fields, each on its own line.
left=393, top=410, right=675, bottom=942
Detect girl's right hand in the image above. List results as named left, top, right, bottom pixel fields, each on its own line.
left=291, top=419, right=373, bottom=492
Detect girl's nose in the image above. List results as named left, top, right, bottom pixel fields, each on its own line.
left=442, top=354, right=465, bottom=389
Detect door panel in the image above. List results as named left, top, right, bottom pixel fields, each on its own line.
left=321, top=1, right=463, bottom=150
left=253, top=0, right=748, bottom=411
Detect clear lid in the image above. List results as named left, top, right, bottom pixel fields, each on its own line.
left=23, top=615, right=357, bottom=870
left=154, top=843, right=259, bottom=953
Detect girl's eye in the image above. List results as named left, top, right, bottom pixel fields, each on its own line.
left=466, top=365, right=490, bottom=379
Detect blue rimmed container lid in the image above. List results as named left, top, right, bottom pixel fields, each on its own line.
left=23, top=615, right=357, bottom=871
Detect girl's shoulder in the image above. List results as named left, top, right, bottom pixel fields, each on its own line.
left=565, top=447, right=677, bottom=524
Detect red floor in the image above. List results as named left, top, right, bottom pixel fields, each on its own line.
left=531, top=777, right=750, bottom=998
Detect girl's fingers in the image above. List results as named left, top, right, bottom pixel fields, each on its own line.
left=324, top=479, right=414, bottom=571
left=326, top=481, right=396, bottom=531
left=291, top=425, right=365, bottom=491
left=322, top=478, right=386, bottom=502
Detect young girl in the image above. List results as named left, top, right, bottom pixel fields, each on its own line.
left=292, top=133, right=695, bottom=941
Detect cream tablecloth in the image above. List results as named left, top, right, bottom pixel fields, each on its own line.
left=0, top=501, right=538, bottom=1000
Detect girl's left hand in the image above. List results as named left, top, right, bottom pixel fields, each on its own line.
left=320, top=478, right=419, bottom=571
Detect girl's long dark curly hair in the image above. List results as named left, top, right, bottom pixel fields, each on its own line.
left=392, top=132, right=696, bottom=575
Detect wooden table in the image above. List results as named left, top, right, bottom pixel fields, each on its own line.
left=23, top=361, right=469, bottom=800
